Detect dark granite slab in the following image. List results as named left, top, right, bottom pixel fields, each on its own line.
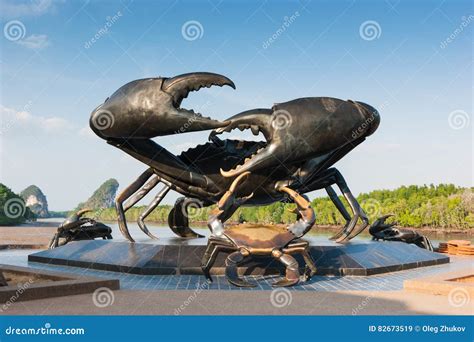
left=0, top=264, right=119, bottom=303
left=28, top=237, right=449, bottom=276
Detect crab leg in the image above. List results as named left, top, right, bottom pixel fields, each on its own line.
left=301, top=248, right=317, bottom=278
left=421, top=237, right=434, bottom=251
left=335, top=188, right=368, bottom=242
left=301, top=167, right=368, bottom=242
left=201, top=237, right=234, bottom=281
left=208, top=171, right=253, bottom=236
left=278, top=186, right=316, bottom=237
left=48, top=233, right=59, bottom=249
left=225, top=250, right=256, bottom=287
left=325, top=185, right=351, bottom=222
left=135, top=184, right=170, bottom=240
left=0, top=272, right=7, bottom=287
left=167, top=197, right=205, bottom=238
left=115, top=168, right=155, bottom=242
left=271, top=250, right=300, bottom=287
left=123, top=173, right=161, bottom=211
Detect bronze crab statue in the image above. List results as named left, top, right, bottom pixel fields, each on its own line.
left=202, top=172, right=317, bottom=287
left=89, top=72, right=381, bottom=286
left=369, top=215, right=434, bottom=251
left=48, top=209, right=113, bottom=249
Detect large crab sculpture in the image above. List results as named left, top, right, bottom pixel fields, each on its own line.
left=90, top=72, right=379, bottom=243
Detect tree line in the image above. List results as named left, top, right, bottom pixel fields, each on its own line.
left=87, top=184, right=474, bottom=229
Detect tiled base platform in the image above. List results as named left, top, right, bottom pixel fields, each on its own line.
left=1, top=250, right=469, bottom=292
left=28, top=237, right=449, bottom=276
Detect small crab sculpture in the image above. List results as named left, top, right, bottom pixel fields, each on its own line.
left=48, top=209, right=113, bottom=249
left=369, top=215, right=433, bottom=251
left=202, top=172, right=317, bottom=287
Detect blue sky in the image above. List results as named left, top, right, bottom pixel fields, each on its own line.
left=0, top=0, right=472, bottom=211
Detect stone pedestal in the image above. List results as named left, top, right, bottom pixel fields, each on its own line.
left=28, top=237, right=449, bottom=276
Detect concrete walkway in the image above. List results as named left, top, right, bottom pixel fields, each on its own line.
left=1, top=289, right=472, bottom=315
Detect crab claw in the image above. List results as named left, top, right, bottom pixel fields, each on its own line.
left=59, top=208, right=94, bottom=231
left=217, top=98, right=381, bottom=179
left=216, top=171, right=253, bottom=209
left=208, top=171, right=253, bottom=236
left=160, top=72, right=235, bottom=133
left=90, top=72, right=235, bottom=140
left=225, top=251, right=256, bottom=287
left=278, top=186, right=316, bottom=237
left=368, top=214, right=396, bottom=235
left=271, top=251, right=300, bottom=287
left=162, top=72, right=235, bottom=106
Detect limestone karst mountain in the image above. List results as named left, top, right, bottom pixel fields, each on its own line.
left=76, top=178, right=119, bottom=210
left=20, top=185, right=49, bottom=218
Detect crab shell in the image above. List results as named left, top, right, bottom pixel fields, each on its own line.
left=223, top=224, right=296, bottom=253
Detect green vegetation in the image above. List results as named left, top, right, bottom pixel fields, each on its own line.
left=48, top=211, right=69, bottom=218
left=76, top=178, right=119, bottom=210
left=86, top=184, right=473, bottom=230
left=0, top=183, right=35, bottom=225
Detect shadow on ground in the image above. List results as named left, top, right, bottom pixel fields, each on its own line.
left=1, top=289, right=472, bottom=315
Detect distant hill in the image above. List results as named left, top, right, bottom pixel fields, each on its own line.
left=76, top=179, right=119, bottom=210
left=0, top=183, right=35, bottom=225
left=20, top=185, right=49, bottom=218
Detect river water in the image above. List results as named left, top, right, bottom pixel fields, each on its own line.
left=41, top=218, right=472, bottom=246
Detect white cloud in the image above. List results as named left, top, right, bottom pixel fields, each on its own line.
left=40, top=116, right=70, bottom=131
left=16, top=34, right=50, bottom=49
left=0, top=105, right=72, bottom=135
left=79, top=125, right=94, bottom=137
left=0, top=0, right=60, bottom=19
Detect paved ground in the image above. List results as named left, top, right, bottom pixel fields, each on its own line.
left=1, top=288, right=473, bottom=315
left=0, top=225, right=55, bottom=247
left=1, top=248, right=473, bottom=315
